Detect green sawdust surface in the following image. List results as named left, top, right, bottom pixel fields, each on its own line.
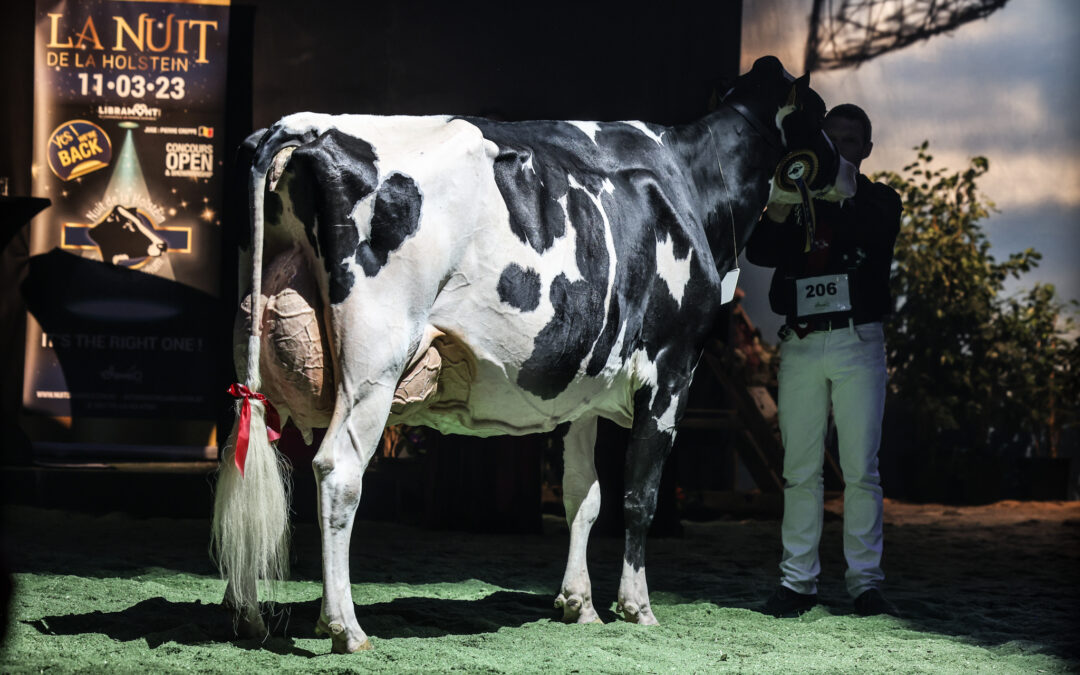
left=1, top=500, right=1078, bottom=673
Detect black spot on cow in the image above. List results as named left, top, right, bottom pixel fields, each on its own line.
left=462, top=118, right=607, bottom=255
left=644, top=184, right=693, bottom=260
left=517, top=274, right=597, bottom=399
left=516, top=185, right=609, bottom=399
left=639, top=285, right=683, bottom=360
left=356, top=172, right=423, bottom=277
left=286, top=129, right=379, bottom=304
left=586, top=177, right=691, bottom=374
left=497, top=263, right=541, bottom=311
left=585, top=295, right=622, bottom=377
left=490, top=144, right=567, bottom=253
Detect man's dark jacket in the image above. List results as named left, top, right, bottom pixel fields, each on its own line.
left=746, top=174, right=903, bottom=326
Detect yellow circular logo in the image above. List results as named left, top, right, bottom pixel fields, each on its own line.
left=47, top=120, right=113, bottom=181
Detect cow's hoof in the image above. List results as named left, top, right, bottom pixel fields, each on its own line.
left=554, top=592, right=600, bottom=624
left=617, top=602, right=659, bottom=625
left=317, top=618, right=373, bottom=653
left=332, top=636, right=373, bottom=654
left=223, top=602, right=266, bottom=639
left=237, top=614, right=267, bottom=639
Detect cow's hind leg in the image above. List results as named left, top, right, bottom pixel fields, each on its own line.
left=223, top=578, right=266, bottom=638
left=617, top=386, right=682, bottom=625
left=311, top=385, right=394, bottom=653
left=554, top=416, right=602, bottom=624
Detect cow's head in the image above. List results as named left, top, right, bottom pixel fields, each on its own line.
left=728, top=56, right=858, bottom=208
left=89, top=205, right=168, bottom=266
left=770, top=74, right=858, bottom=207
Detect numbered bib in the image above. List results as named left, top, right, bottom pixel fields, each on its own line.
left=795, top=274, right=852, bottom=317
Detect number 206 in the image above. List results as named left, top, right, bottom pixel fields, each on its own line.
left=805, top=282, right=838, bottom=298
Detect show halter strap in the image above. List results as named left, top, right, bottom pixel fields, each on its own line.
left=775, top=150, right=820, bottom=253
left=794, top=177, right=817, bottom=252
left=727, top=100, right=782, bottom=151
left=706, top=125, right=740, bottom=268
left=227, top=383, right=282, bottom=476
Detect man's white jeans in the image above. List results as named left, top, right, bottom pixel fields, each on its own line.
left=777, top=320, right=887, bottom=598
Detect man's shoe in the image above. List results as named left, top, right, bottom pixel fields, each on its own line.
left=763, top=586, right=817, bottom=617
left=854, top=588, right=900, bottom=617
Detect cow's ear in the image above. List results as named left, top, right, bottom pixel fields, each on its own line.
left=787, top=73, right=810, bottom=108
left=752, top=55, right=785, bottom=77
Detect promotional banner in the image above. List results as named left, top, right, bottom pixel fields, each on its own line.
left=24, top=0, right=230, bottom=456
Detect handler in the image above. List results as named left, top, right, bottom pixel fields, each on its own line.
left=747, top=104, right=902, bottom=618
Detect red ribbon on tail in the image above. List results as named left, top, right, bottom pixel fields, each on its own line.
left=227, top=383, right=282, bottom=477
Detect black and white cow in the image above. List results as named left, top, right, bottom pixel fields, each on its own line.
left=88, top=205, right=167, bottom=265
left=212, top=56, right=856, bottom=653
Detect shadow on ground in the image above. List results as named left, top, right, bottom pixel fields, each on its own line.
left=27, top=589, right=557, bottom=651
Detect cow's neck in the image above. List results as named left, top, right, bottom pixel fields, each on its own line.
left=671, top=107, right=782, bottom=270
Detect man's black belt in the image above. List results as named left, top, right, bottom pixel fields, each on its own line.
left=783, top=316, right=879, bottom=339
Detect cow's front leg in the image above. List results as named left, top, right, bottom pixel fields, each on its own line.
left=312, top=385, right=392, bottom=653
left=554, top=416, right=602, bottom=624
left=618, top=385, right=683, bottom=625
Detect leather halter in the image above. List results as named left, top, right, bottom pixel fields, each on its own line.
left=726, top=100, right=784, bottom=151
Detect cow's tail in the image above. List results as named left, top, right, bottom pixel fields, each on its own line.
left=211, top=147, right=292, bottom=622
